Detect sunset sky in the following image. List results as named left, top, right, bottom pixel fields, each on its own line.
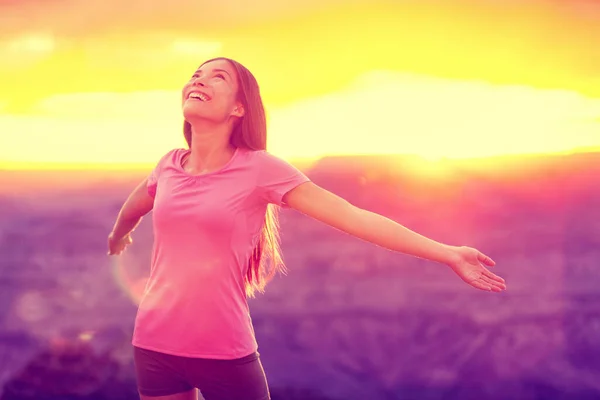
left=1, top=0, right=599, bottom=168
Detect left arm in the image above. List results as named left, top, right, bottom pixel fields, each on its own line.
left=283, top=182, right=506, bottom=292
left=285, top=183, right=455, bottom=264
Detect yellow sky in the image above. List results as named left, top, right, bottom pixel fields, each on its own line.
left=1, top=0, right=599, bottom=168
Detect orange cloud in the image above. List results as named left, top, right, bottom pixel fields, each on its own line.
left=1, top=71, right=598, bottom=167
left=1, top=0, right=599, bottom=109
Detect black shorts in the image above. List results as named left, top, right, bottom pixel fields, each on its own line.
left=133, top=346, right=271, bottom=400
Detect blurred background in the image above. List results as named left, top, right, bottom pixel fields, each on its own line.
left=1, top=0, right=599, bottom=399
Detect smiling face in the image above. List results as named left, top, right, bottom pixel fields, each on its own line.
left=182, top=59, right=245, bottom=124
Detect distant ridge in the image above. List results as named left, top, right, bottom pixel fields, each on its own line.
left=307, top=150, right=600, bottom=181
left=0, top=151, right=598, bottom=196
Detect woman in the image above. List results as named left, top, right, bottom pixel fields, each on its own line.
left=108, top=57, right=506, bottom=400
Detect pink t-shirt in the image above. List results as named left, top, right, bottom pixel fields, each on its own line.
left=132, top=147, right=310, bottom=359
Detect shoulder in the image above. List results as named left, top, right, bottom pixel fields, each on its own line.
left=149, top=148, right=187, bottom=183
left=248, top=149, right=292, bottom=169
left=155, top=148, right=187, bottom=168
left=160, top=148, right=187, bottom=162
left=249, top=149, right=309, bottom=185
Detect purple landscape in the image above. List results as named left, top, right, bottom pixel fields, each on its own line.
left=0, top=151, right=599, bottom=400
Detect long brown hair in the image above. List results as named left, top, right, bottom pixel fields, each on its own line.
left=183, top=57, right=284, bottom=297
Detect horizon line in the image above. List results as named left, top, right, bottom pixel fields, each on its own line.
left=0, top=148, right=598, bottom=172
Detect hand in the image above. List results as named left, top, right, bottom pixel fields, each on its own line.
left=446, top=246, right=506, bottom=292
left=107, top=232, right=133, bottom=256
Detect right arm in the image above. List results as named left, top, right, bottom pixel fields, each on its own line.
left=108, top=178, right=154, bottom=255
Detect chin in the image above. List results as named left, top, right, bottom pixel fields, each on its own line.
left=184, top=108, right=230, bottom=126
left=183, top=105, right=212, bottom=122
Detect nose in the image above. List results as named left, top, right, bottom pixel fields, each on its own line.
left=192, top=76, right=206, bottom=87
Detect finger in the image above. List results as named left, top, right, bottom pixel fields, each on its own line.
left=482, top=268, right=506, bottom=284
left=480, top=275, right=506, bottom=291
left=488, top=284, right=503, bottom=293
left=478, top=252, right=496, bottom=267
left=470, top=280, right=492, bottom=291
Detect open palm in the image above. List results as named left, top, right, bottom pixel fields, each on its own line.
left=448, top=246, right=506, bottom=292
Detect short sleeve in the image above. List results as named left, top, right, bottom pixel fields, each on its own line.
left=147, top=149, right=179, bottom=198
left=256, top=150, right=311, bottom=207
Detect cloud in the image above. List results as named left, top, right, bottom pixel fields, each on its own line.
left=0, top=91, right=186, bottom=165
left=0, top=0, right=368, bottom=35
left=1, top=0, right=597, bottom=41
left=0, top=33, right=55, bottom=68
left=2, top=0, right=600, bottom=108
left=8, top=33, right=55, bottom=53
left=171, top=39, right=222, bottom=56
left=267, top=71, right=600, bottom=159
left=0, top=114, right=184, bottom=165
left=1, top=70, right=599, bottom=165
left=31, top=91, right=182, bottom=118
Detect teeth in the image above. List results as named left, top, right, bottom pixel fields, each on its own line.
left=189, top=92, right=209, bottom=101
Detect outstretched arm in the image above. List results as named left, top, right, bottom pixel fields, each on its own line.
left=283, top=182, right=506, bottom=292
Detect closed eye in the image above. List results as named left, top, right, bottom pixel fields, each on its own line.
left=215, top=73, right=225, bottom=80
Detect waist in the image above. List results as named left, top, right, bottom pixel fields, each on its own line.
left=133, top=345, right=259, bottom=363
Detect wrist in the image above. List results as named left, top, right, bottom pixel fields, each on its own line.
left=440, top=244, right=461, bottom=267
left=109, top=231, right=126, bottom=242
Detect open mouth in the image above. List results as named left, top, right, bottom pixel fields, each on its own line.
left=188, top=91, right=211, bottom=102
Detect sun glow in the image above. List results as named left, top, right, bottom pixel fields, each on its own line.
left=1, top=1, right=599, bottom=168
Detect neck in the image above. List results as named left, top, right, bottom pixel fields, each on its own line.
left=186, top=120, right=236, bottom=174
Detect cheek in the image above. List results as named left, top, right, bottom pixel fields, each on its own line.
left=213, top=84, right=236, bottom=101
left=181, top=83, right=193, bottom=102
left=221, top=90, right=239, bottom=110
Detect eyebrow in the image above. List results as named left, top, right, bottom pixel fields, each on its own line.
left=193, top=68, right=233, bottom=79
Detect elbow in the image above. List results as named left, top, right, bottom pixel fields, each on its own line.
left=339, top=202, right=367, bottom=235
left=119, top=199, right=153, bottom=222
left=120, top=209, right=144, bottom=223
